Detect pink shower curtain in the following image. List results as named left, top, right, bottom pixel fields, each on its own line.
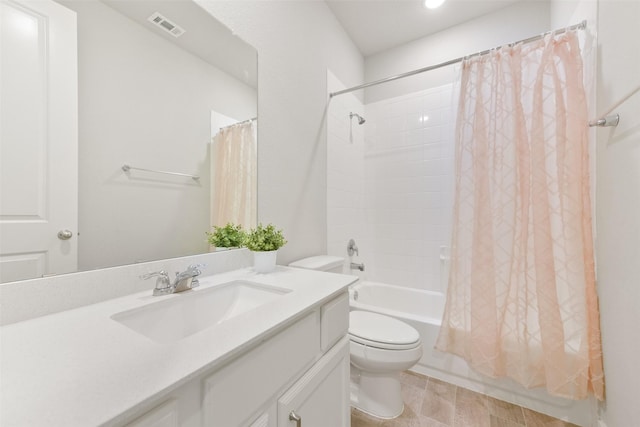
left=211, top=120, right=257, bottom=228
left=435, top=31, right=604, bottom=400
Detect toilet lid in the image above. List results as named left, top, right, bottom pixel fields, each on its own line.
left=349, top=311, right=420, bottom=350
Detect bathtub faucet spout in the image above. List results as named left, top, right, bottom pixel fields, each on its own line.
left=350, top=262, right=365, bottom=271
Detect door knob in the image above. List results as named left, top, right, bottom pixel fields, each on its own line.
left=57, top=230, right=73, bottom=240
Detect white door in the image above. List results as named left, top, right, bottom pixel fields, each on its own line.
left=0, top=0, right=78, bottom=283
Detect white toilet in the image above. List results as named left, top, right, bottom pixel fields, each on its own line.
left=288, top=256, right=423, bottom=419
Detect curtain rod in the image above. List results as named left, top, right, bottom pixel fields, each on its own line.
left=219, top=116, right=257, bottom=130
left=330, top=20, right=587, bottom=98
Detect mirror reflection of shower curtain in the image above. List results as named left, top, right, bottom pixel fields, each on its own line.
left=211, top=119, right=257, bottom=229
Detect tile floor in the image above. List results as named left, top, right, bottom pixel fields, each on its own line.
left=351, top=371, right=580, bottom=427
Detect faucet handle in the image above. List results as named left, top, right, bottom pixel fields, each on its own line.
left=178, top=264, right=205, bottom=278
left=188, top=263, right=205, bottom=274
left=140, top=270, right=169, bottom=281
left=140, top=270, right=173, bottom=296
left=186, top=264, right=205, bottom=289
left=347, top=239, right=359, bottom=257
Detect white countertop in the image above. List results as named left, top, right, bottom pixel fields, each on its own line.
left=0, top=266, right=357, bottom=427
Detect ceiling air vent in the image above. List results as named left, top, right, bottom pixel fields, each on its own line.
left=147, top=12, right=185, bottom=38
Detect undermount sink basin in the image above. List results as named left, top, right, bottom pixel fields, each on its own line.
left=111, top=280, right=291, bottom=343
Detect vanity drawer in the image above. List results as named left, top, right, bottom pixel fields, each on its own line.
left=202, top=310, right=320, bottom=427
left=320, top=292, right=349, bottom=352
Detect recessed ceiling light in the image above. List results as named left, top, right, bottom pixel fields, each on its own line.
left=424, top=0, right=446, bottom=9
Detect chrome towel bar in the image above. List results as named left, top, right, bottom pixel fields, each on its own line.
left=122, top=164, right=200, bottom=180
left=589, top=84, right=639, bottom=128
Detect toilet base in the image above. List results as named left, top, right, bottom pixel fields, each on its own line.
left=350, top=365, right=404, bottom=419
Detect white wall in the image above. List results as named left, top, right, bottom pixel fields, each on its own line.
left=59, top=0, right=257, bottom=270
left=595, top=3, right=640, bottom=421
left=195, top=1, right=364, bottom=265
left=364, top=0, right=550, bottom=103
left=551, top=1, right=640, bottom=425
left=586, top=1, right=639, bottom=425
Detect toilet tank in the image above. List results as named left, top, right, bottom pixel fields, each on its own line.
left=288, top=255, right=345, bottom=273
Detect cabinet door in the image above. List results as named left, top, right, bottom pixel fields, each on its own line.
left=277, top=337, right=350, bottom=427
left=203, top=311, right=320, bottom=427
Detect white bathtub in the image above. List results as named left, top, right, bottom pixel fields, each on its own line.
left=350, top=281, right=444, bottom=324
left=348, top=280, right=592, bottom=427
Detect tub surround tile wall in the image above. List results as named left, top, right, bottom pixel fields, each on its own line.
left=363, top=84, right=455, bottom=292
left=326, top=81, right=455, bottom=290
left=327, top=71, right=367, bottom=273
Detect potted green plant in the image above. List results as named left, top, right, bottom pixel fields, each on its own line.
left=245, top=223, right=287, bottom=273
left=206, top=223, right=246, bottom=250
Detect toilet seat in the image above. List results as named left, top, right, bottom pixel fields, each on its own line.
left=349, top=311, right=421, bottom=350
left=349, top=334, right=420, bottom=350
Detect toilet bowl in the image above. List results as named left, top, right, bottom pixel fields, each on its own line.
left=289, top=256, right=423, bottom=419
left=349, top=310, right=422, bottom=418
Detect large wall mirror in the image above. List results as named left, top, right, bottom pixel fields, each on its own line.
left=0, top=0, right=257, bottom=283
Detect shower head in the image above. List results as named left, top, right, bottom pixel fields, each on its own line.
left=350, top=112, right=366, bottom=125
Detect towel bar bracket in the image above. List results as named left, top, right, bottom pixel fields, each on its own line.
left=589, top=114, right=620, bottom=128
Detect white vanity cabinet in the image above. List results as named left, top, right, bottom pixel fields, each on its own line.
left=122, top=292, right=350, bottom=427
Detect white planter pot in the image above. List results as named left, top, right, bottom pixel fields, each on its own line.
left=252, top=250, right=278, bottom=273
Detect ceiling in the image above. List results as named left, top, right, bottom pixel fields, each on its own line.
left=103, top=0, right=526, bottom=83
left=326, top=0, right=524, bottom=57
left=102, top=0, right=257, bottom=88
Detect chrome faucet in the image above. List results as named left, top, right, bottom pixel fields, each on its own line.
left=173, top=264, right=203, bottom=292
left=350, top=262, right=365, bottom=271
left=347, top=239, right=364, bottom=271
left=141, top=264, right=204, bottom=296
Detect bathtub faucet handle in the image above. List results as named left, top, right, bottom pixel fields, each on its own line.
left=347, top=238, right=359, bottom=257
left=350, top=262, right=365, bottom=272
